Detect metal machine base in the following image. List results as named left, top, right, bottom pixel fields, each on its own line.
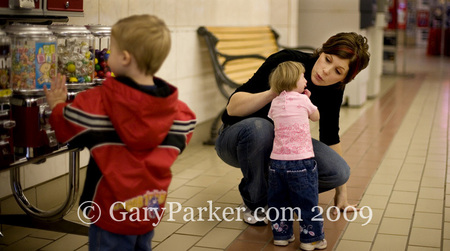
left=0, top=147, right=88, bottom=236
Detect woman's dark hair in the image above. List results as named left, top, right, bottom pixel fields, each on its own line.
left=313, top=32, right=370, bottom=86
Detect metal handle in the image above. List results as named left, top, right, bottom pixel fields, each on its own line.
left=65, top=1, right=69, bottom=9
left=0, top=120, right=16, bottom=130
left=10, top=149, right=80, bottom=222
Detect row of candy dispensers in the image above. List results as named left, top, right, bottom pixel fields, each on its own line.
left=0, top=23, right=112, bottom=168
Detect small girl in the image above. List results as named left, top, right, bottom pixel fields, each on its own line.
left=267, top=61, right=326, bottom=251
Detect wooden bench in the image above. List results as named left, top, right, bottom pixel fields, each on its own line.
left=197, top=26, right=315, bottom=144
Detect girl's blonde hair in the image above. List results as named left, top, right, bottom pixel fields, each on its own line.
left=111, top=14, right=171, bottom=76
left=269, top=61, right=305, bottom=94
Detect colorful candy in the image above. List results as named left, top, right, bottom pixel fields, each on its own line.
left=6, top=24, right=57, bottom=90
left=94, top=48, right=111, bottom=80
left=49, top=25, right=95, bottom=84
left=55, top=40, right=94, bottom=84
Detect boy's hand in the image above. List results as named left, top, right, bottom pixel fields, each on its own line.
left=44, top=74, right=68, bottom=110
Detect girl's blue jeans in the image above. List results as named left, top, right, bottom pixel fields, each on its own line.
left=268, top=158, right=324, bottom=243
left=215, top=117, right=350, bottom=211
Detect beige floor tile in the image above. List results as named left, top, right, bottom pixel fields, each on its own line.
left=0, top=189, right=36, bottom=214
left=176, top=219, right=220, bottom=236
left=340, top=222, right=378, bottom=242
left=408, top=228, right=441, bottom=248
left=418, top=187, right=445, bottom=200
left=216, top=218, right=248, bottom=230
left=412, top=212, right=443, bottom=229
left=358, top=194, right=389, bottom=210
left=415, top=198, right=444, bottom=213
left=40, top=234, right=88, bottom=251
left=201, top=182, right=235, bottom=197
left=444, top=222, right=450, bottom=240
left=153, top=221, right=184, bottom=242
left=36, top=177, right=68, bottom=211
left=162, top=199, right=194, bottom=223
left=168, top=177, right=190, bottom=192
left=168, top=186, right=205, bottom=200
left=153, top=234, right=201, bottom=251
left=389, top=190, right=418, bottom=204
left=195, top=228, right=242, bottom=249
left=446, top=208, right=450, bottom=222
left=29, top=229, right=66, bottom=240
left=215, top=170, right=243, bottom=185
left=403, top=156, right=426, bottom=165
left=397, top=167, right=423, bottom=181
left=0, top=226, right=36, bottom=245
left=369, top=173, right=397, bottom=185
left=202, top=165, right=235, bottom=177
left=371, top=234, right=408, bottom=251
left=351, top=208, right=384, bottom=226
left=75, top=244, right=89, bottom=251
left=383, top=203, right=414, bottom=219
left=2, top=236, right=52, bottom=251
left=407, top=247, right=441, bottom=251
left=378, top=217, right=411, bottom=235
left=425, top=160, right=447, bottom=169
left=216, top=189, right=242, bottom=205
left=421, top=176, right=445, bottom=188
left=444, top=239, right=450, bottom=251
left=364, top=183, right=394, bottom=196
left=334, top=240, right=371, bottom=251
left=173, top=168, right=205, bottom=180
left=423, top=167, right=446, bottom=179
left=182, top=193, right=222, bottom=208
left=189, top=247, right=223, bottom=251
left=185, top=175, right=222, bottom=188
left=394, top=180, right=420, bottom=192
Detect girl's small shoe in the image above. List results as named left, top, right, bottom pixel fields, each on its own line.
left=299, top=239, right=327, bottom=251
left=273, top=235, right=295, bottom=246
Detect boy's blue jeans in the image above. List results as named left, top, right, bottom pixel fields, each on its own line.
left=215, top=117, right=350, bottom=211
left=89, top=224, right=154, bottom=251
left=268, top=158, right=324, bottom=243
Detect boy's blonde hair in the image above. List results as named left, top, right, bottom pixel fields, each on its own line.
left=269, top=61, right=305, bottom=94
left=111, top=14, right=171, bottom=76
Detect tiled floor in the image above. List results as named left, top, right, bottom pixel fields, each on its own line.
left=0, top=46, right=449, bottom=250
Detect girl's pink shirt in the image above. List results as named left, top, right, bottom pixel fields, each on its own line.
left=268, top=91, right=318, bottom=160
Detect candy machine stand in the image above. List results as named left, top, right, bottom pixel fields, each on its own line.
left=0, top=146, right=88, bottom=236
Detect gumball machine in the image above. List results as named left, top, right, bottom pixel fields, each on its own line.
left=0, top=29, right=16, bottom=168
left=48, top=24, right=95, bottom=100
left=5, top=24, right=58, bottom=159
left=85, top=25, right=112, bottom=84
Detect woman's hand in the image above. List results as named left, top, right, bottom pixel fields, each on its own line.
left=227, top=89, right=278, bottom=117
left=333, top=184, right=360, bottom=215
left=44, top=74, right=68, bottom=110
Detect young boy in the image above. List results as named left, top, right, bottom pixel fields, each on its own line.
left=267, top=61, right=326, bottom=250
left=44, top=15, right=196, bottom=250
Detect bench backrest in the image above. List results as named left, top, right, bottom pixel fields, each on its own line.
left=198, top=26, right=281, bottom=98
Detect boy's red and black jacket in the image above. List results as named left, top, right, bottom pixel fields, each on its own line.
left=49, top=76, right=196, bottom=235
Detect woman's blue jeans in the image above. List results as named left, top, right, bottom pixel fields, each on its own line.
left=215, top=117, right=350, bottom=211
left=268, top=159, right=324, bottom=243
